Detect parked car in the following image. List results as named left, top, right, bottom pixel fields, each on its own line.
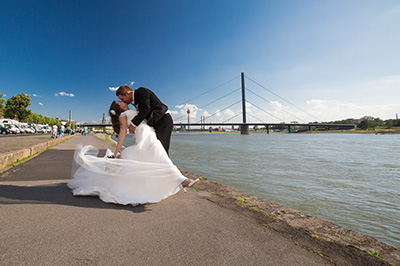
left=42, top=125, right=52, bottom=133
left=15, top=124, right=26, bottom=133
left=4, top=124, right=20, bottom=134
left=19, top=123, right=35, bottom=133
left=0, top=125, right=11, bottom=134
left=34, top=125, right=45, bottom=133
left=27, top=123, right=37, bottom=133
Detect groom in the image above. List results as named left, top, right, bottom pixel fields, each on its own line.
left=116, top=85, right=173, bottom=154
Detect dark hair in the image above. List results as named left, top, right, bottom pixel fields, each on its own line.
left=109, top=101, right=124, bottom=134
left=116, top=85, right=133, bottom=96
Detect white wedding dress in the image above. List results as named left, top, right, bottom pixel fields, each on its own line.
left=67, top=110, right=187, bottom=206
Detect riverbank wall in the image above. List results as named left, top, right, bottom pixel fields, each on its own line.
left=0, top=135, right=75, bottom=172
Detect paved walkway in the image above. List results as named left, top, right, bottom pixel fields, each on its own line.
left=0, top=135, right=396, bottom=265
left=0, top=134, right=55, bottom=154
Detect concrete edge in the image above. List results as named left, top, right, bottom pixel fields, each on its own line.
left=179, top=174, right=400, bottom=265
left=92, top=133, right=119, bottom=147
left=0, top=135, right=75, bottom=172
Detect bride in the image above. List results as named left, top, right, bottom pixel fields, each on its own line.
left=67, top=100, right=199, bottom=206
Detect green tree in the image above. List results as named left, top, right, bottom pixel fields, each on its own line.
left=374, top=118, right=384, bottom=128
left=272, top=123, right=287, bottom=131
left=28, top=112, right=41, bottom=124
left=333, top=119, right=355, bottom=124
left=358, top=118, right=383, bottom=130
left=0, top=93, right=5, bottom=117
left=4, top=93, right=32, bottom=121
left=50, top=117, right=60, bottom=126
left=385, top=119, right=400, bottom=128
left=358, top=119, right=373, bottom=130
left=385, top=119, right=394, bottom=129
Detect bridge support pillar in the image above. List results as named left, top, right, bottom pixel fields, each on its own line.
left=266, top=125, right=269, bottom=134
left=241, top=124, right=249, bottom=135
left=288, top=125, right=291, bottom=133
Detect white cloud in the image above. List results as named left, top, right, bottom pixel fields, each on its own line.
left=129, top=81, right=135, bottom=86
left=32, top=94, right=42, bottom=97
left=223, top=109, right=235, bottom=117
left=270, top=101, right=283, bottom=110
left=302, top=98, right=400, bottom=121
left=306, top=99, right=329, bottom=110
left=202, top=111, right=211, bottom=117
left=174, top=104, right=199, bottom=114
left=173, top=103, right=243, bottom=123
left=38, top=102, right=43, bottom=106
left=55, top=92, right=75, bottom=97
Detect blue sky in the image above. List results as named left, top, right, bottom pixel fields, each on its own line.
left=1, top=0, right=399, bottom=124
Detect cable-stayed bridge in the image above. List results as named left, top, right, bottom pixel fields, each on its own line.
left=83, top=73, right=356, bottom=134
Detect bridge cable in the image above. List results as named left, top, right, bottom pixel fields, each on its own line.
left=174, top=88, right=241, bottom=122
left=245, top=75, right=322, bottom=122
left=195, top=100, right=242, bottom=123
left=222, top=112, right=242, bottom=123
left=246, top=100, right=284, bottom=122
left=197, top=88, right=241, bottom=110
left=175, top=75, right=240, bottom=106
left=246, top=88, right=305, bottom=123
left=247, top=113, right=265, bottom=123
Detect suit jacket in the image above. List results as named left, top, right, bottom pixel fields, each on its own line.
left=131, top=87, right=168, bottom=127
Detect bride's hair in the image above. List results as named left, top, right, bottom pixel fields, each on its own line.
left=109, top=101, right=124, bottom=134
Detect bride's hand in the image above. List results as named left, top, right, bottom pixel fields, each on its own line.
left=115, top=152, right=121, bottom=159
left=128, top=124, right=136, bottom=134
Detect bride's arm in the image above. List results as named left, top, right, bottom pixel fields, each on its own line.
left=115, top=116, right=127, bottom=158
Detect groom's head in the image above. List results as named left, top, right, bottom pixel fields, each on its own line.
left=116, top=85, right=133, bottom=104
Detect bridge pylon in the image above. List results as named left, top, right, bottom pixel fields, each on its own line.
left=241, top=72, right=249, bottom=135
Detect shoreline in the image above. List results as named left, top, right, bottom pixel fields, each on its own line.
left=182, top=170, right=400, bottom=265
left=2, top=133, right=399, bottom=264
left=95, top=132, right=400, bottom=264
left=172, top=129, right=400, bottom=134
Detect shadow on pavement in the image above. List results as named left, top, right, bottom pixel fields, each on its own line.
left=0, top=182, right=149, bottom=213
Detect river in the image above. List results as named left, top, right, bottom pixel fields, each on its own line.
left=115, top=132, right=400, bottom=248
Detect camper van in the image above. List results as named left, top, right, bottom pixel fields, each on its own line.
left=0, top=119, right=17, bottom=126
left=2, top=124, right=20, bottom=134
left=19, top=122, right=35, bottom=133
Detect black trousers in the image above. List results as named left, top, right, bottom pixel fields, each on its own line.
left=154, top=113, right=173, bottom=155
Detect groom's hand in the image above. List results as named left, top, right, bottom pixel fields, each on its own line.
left=128, top=124, right=136, bottom=134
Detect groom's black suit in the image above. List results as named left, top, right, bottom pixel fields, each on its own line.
left=131, top=87, right=173, bottom=154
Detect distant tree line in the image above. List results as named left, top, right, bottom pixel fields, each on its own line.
left=0, top=93, right=60, bottom=126
left=333, top=118, right=400, bottom=130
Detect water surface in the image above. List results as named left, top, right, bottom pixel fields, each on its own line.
left=168, top=133, right=400, bottom=248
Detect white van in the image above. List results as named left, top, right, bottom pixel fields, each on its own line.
left=0, top=119, right=14, bottom=125
left=3, top=124, right=20, bottom=134
left=19, top=122, right=35, bottom=133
